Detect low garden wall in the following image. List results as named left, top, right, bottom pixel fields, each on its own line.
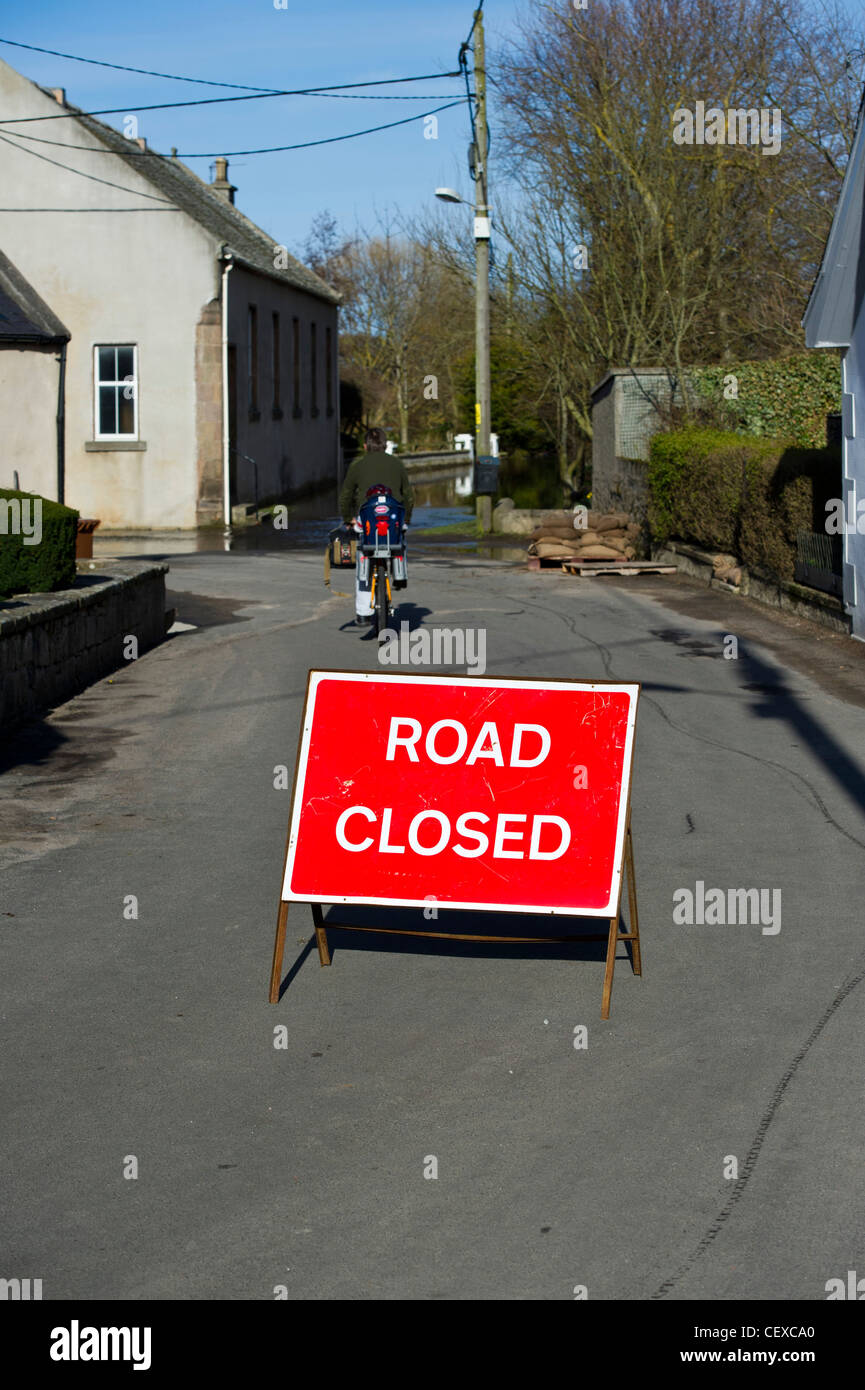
left=0, top=560, right=168, bottom=727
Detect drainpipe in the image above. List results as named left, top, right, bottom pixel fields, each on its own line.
left=56, top=341, right=67, bottom=504
left=220, top=247, right=235, bottom=527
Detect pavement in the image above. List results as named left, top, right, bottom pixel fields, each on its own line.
left=2, top=548, right=865, bottom=1301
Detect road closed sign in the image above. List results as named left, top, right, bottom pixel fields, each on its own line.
left=280, top=671, right=640, bottom=918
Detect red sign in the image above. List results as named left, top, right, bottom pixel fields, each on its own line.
left=281, top=672, right=639, bottom=918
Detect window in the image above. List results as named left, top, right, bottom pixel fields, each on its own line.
left=247, top=304, right=259, bottom=418
left=292, top=316, right=301, bottom=417
left=94, top=345, right=138, bottom=439
left=325, top=323, right=334, bottom=416
left=272, top=311, right=282, bottom=417
left=310, top=321, right=318, bottom=416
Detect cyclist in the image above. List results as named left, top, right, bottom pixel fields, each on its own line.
left=340, top=426, right=414, bottom=625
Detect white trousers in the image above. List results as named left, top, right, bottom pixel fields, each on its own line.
left=355, top=553, right=374, bottom=617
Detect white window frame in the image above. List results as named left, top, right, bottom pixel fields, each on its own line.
left=94, top=344, right=139, bottom=441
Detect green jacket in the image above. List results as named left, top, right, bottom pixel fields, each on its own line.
left=340, top=450, right=414, bottom=523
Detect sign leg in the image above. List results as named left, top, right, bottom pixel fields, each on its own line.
left=269, top=900, right=289, bottom=1004
left=312, top=903, right=331, bottom=966
left=601, top=916, right=618, bottom=1019
left=626, top=825, right=642, bottom=976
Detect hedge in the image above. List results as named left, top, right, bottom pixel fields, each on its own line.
left=648, top=429, right=841, bottom=582
left=0, top=488, right=79, bottom=599
left=688, top=352, right=841, bottom=448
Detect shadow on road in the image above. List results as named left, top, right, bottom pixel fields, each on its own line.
left=165, top=590, right=257, bottom=630
left=338, top=602, right=434, bottom=640
left=740, top=646, right=865, bottom=836
left=0, top=719, right=69, bottom=773
left=274, top=903, right=639, bottom=1001
left=653, top=626, right=865, bottom=835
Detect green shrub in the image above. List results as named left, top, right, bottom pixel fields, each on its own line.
left=688, top=352, right=841, bottom=448
left=648, top=429, right=840, bottom=582
left=0, top=488, right=79, bottom=599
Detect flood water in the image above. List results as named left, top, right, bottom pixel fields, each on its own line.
left=91, top=475, right=526, bottom=563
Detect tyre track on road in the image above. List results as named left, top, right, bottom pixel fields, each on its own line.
left=504, top=581, right=865, bottom=1298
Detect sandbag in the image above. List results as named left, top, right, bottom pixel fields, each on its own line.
left=716, top=565, right=742, bottom=586
left=533, top=539, right=577, bottom=557
left=530, top=523, right=587, bottom=541
left=589, top=529, right=628, bottom=544
left=570, top=542, right=625, bottom=560
left=576, top=535, right=626, bottom=552
left=595, top=512, right=630, bottom=532
left=535, top=530, right=602, bottom=547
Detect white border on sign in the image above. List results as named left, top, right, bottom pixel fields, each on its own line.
left=281, top=672, right=639, bottom=918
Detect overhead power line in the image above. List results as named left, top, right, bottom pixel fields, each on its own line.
left=290, top=91, right=466, bottom=100
left=0, top=38, right=462, bottom=100
left=0, top=36, right=282, bottom=89
left=0, top=71, right=463, bottom=123
left=0, top=206, right=179, bottom=212
left=176, top=100, right=468, bottom=157
left=461, top=0, right=486, bottom=55
left=0, top=98, right=468, bottom=158
left=0, top=130, right=173, bottom=201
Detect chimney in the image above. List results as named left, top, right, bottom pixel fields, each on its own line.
left=49, top=88, right=66, bottom=105
left=135, top=137, right=147, bottom=152
left=211, top=157, right=236, bottom=205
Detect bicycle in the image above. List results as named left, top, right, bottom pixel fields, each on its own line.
left=357, top=486, right=407, bottom=636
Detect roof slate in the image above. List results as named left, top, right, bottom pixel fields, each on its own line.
left=0, top=248, right=70, bottom=344
left=60, top=96, right=340, bottom=306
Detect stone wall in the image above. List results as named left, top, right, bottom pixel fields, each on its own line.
left=195, top=298, right=224, bottom=525
left=0, top=560, right=168, bottom=727
left=590, top=368, right=687, bottom=523
left=596, top=454, right=651, bottom=527
left=651, top=540, right=850, bottom=635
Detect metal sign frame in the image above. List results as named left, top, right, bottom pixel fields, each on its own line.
left=269, top=670, right=642, bottom=1018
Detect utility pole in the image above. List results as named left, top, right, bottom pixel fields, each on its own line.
left=473, top=7, right=493, bottom=531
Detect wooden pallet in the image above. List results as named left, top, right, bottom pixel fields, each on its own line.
left=527, top=554, right=677, bottom=575
left=562, top=560, right=678, bottom=577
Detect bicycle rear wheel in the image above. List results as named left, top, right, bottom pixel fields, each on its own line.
left=374, top=563, right=389, bottom=636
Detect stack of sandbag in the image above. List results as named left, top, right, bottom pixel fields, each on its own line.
left=527, top=511, right=641, bottom=562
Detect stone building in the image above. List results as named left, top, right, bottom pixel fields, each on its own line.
left=0, top=249, right=70, bottom=496
left=0, top=57, right=340, bottom=529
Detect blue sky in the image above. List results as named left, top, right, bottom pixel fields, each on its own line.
left=0, top=0, right=528, bottom=254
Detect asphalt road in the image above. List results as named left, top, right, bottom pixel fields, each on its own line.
left=2, top=548, right=865, bottom=1301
